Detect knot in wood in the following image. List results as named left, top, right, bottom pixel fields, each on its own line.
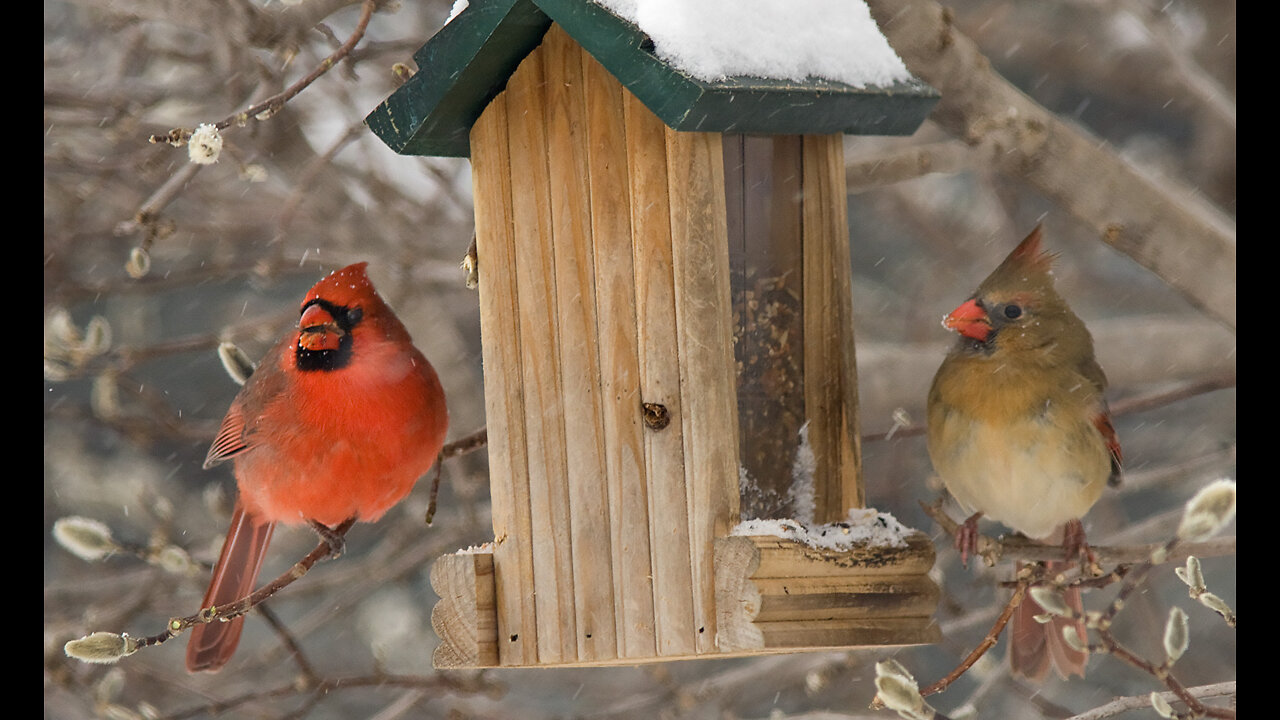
left=641, top=402, right=670, bottom=430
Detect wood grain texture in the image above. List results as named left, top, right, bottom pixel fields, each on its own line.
left=430, top=553, right=498, bottom=668
left=505, top=45, right=577, bottom=664
left=578, top=42, right=660, bottom=660
left=666, top=126, right=740, bottom=653
left=714, top=534, right=940, bottom=652
left=713, top=533, right=765, bottom=651
left=750, top=617, right=940, bottom=649
left=625, top=89, right=697, bottom=657
left=750, top=532, right=936, bottom=578
left=540, top=24, right=619, bottom=664
left=469, top=92, right=538, bottom=665
left=752, top=575, right=939, bottom=622
left=801, top=134, right=864, bottom=520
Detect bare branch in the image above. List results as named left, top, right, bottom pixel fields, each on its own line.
left=866, top=0, right=1236, bottom=329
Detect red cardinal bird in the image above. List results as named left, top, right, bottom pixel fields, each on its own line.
left=926, top=226, right=1121, bottom=681
left=186, top=262, right=448, bottom=673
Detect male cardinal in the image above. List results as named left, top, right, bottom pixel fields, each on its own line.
left=186, top=262, right=448, bottom=673
left=926, top=226, right=1121, bottom=681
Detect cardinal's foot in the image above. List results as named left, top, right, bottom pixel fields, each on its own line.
left=307, top=518, right=349, bottom=558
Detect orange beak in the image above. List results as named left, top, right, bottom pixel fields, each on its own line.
left=298, top=303, right=345, bottom=351
left=943, top=298, right=991, bottom=341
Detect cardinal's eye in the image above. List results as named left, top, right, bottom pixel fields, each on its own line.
left=1003, top=304, right=1022, bottom=320
left=346, top=306, right=364, bottom=326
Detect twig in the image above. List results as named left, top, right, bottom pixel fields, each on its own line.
left=920, top=495, right=1235, bottom=718
left=921, top=498, right=1235, bottom=568
left=255, top=603, right=321, bottom=683
left=1066, top=682, right=1236, bottom=720
left=274, top=120, right=367, bottom=242
left=423, top=428, right=487, bottom=525
left=1092, top=638, right=1234, bottom=719
left=424, top=460, right=445, bottom=526
left=148, top=0, right=379, bottom=144
left=441, top=427, right=488, bottom=459
left=1108, top=369, right=1236, bottom=417
left=867, top=370, right=1236, bottom=444
left=1083, top=533, right=1235, bottom=719
left=131, top=518, right=357, bottom=653
left=158, top=671, right=502, bottom=720
left=920, top=580, right=1028, bottom=698
left=115, top=162, right=202, bottom=237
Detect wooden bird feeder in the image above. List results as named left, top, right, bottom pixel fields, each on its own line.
left=366, top=0, right=942, bottom=668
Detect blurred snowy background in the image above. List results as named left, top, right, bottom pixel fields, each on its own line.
left=45, top=0, right=1234, bottom=718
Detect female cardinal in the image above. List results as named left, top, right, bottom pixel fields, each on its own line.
left=926, top=226, right=1121, bottom=681
left=186, top=262, right=448, bottom=673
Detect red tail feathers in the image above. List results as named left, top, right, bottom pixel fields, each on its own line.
left=185, top=500, right=275, bottom=673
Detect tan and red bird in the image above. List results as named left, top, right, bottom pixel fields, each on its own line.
left=186, top=262, right=448, bottom=673
left=927, top=226, right=1121, bottom=681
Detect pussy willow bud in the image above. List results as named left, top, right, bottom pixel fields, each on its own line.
left=1163, top=607, right=1189, bottom=664
left=1199, top=592, right=1236, bottom=626
left=152, top=545, right=201, bottom=577
left=83, top=316, right=112, bottom=355
left=53, top=517, right=120, bottom=562
left=1029, top=586, right=1070, bottom=617
left=64, top=632, right=137, bottom=664
left=217, top=342, right=256, bottom=386
left=874, top=660, right=926, bottom=717
left=1061, top=624, right=1086, bottom=652
left=1150, top=692, right=1175, bottom=718
left=48, top=307, right=81, bottom=347
left=1176, top=479, right=1236, bottom=541
left=1175, top=555, right=1205, bottom=591
left=126, top=246, right=151, bottom=279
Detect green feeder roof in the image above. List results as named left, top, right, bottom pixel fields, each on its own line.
left=366, top=0, right=940, bottom=157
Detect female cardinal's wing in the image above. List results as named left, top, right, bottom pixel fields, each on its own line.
left=1078, top=355, right=1122, bottom=487
left=1094, top=405, right=1123, bottom=487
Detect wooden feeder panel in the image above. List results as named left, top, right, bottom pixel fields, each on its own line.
left=468, top=25, right=740, bottom=665
left=361, top=0, right=944, bottom=671
left=420, top=23, right=940, bottom=669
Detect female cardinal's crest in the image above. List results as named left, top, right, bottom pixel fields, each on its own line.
left=979, top=225, right=1060, bottom=298
left=1005, top=225, right=1057, bottom=274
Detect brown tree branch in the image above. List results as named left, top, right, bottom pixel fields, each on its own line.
left=1066, top=681, right=1236, bottom=720
left=865, top=0, right=1236, bottom=329
left=844, top=139, right=975, bottom=193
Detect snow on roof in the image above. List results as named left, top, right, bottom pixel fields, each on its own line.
left=732, top=508, right=912, bottom=550
left=593, top=0, right=912, bottom=88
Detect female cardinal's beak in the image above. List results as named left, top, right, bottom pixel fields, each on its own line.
left=943, top=298, right=992, bottom=341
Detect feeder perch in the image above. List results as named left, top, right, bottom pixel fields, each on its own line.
left=366, top=0, right=942, bottom=668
